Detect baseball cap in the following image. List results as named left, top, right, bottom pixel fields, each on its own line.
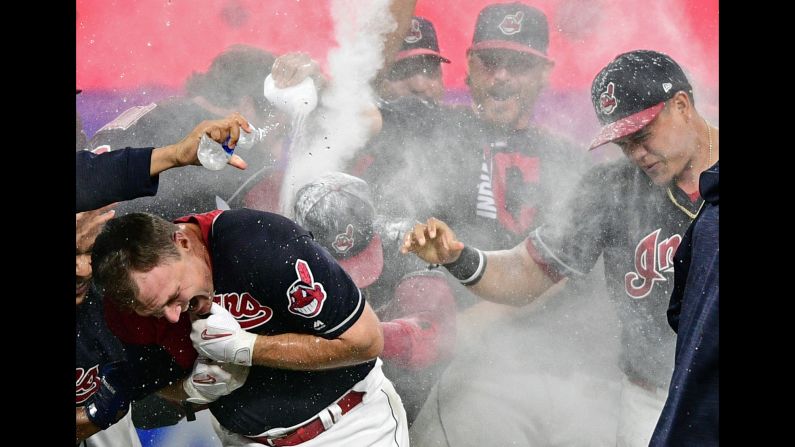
left=396, top=17, right=451, bottom=64
left=469, top=2, right=552, bottom=63
left=589, top=50, right=693, bottom=150
left=293, top=172, right=384, bottom=289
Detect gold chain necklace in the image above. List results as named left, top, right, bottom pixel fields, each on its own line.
left=666, top=121, right=711, bottom=220
left=666, top=187, right=703, bottom=219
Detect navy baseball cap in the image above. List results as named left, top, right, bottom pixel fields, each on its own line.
left=589, top=50, right=693, bottom=150
left=469, top=2, right=552, bottom=63
left=396, top=17, right=450, bottom=64
left=293, top=172, right=383, bottom=289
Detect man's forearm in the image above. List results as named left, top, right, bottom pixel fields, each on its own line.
left=251, top=331, right=381, bottom=370
left=469, top=244, right=558, bottom=306
left=149, top=144, right=180, bottom=177
left=251, top=302, right=383, bottom=370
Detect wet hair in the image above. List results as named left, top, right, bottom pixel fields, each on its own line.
left=91, top=213, right=181, bottom=309
left=184, top=44, right=276, bottom=115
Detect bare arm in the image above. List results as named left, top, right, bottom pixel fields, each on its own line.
left=401, top=218, right=558, bottom=306
left=469, top=242, right=558, bottom=306
left=251, top=301, right=383, bottom=370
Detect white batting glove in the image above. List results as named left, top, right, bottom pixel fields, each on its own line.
left=182, top=357, right=250, bottom=404
left=190, top=303, right=258, bottom=366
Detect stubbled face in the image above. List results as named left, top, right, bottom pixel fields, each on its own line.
left=130, top=252, right=214, bottom=323
left=467, top=49, right=550, bottom=130
left=380, top=55, right=445, bottom=104
left=613, top=100, right=698, bottom=186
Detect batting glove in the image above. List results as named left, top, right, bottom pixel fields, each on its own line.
left=182, top=357, right=250, bottom=404
left=85, top=361, right=134, bottom=430
left=190, top=303, right=258, bottom=366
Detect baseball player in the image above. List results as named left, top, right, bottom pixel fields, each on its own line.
left=76, top=114, right=254, bottom=445
left=292, top=172, right=457, bottom=424
left=650, top=161, right=719, bottom=446
left=377, top=16, right=450, bottom=105
left=76, top=206, right=142, bottom=447
left=356, top=3, right=589, bottom=254
left=91, top=209, right=409, bottom=446
left=402, top=49, right=718, bottom=447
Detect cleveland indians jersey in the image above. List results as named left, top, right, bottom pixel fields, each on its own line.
left=352, top=101, right=588, bottom=251
left=105, top=209, right=372, bottom=435
left=76, top=288, right=142, bottom=447
left=525, top=159, right=702, bottom=389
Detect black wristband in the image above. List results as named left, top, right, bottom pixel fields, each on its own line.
left=443, top=246, right=486, bottom=285
left=182, top=401, right=196, bottom=422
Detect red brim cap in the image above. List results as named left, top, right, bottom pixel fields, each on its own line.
left=336, top=234, right=384, bottom=289
left=588, top=102, right=665, bottom=150
left=469, top=40, right=553, bottom=64
left=395, top=48, right=451, bottom=64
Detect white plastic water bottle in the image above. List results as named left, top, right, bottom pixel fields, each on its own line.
left=197, top=127, right=269, bottom=170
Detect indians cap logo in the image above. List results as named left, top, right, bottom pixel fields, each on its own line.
left=599, top=82, right=618, bottom=115
left=499, top=11, right=524, bottom=35
left=405, top=19, right=422, bottom=43
left=332, top=224, right=356, bottom=254
left=286, top=259, right=327, bottom=318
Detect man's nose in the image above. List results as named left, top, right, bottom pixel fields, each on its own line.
left=164, top=304, right=182, bottom=323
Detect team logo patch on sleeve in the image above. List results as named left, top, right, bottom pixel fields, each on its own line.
left=286, top=259, right=328, bottom=318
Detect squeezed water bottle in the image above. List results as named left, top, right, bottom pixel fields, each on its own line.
left=197, top=126, right=269, bottom=170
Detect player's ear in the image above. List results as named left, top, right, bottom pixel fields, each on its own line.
left=670, top=91, right=691, bottom=117
left=173, top=230, right=191, bottom=250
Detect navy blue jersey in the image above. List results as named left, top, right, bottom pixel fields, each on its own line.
left=76, top=148, right=158, bottom=213
left=650, top=162, right=719, bottom=447
left=76, top=288, right=127, bottom=406
left=176, top=209, right=373, bottom=434
left=525, top=159, right=702, bottom=389
left=353, top=99, right=588, bottom=251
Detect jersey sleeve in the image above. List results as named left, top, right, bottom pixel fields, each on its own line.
left=76, top=148, right=159, bottom=212
left=274, top=235, right=366, bottom=339
left=524, top=163, right=616, bottom=280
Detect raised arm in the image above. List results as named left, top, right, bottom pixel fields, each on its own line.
left=401, top=217, right=558, bottom=306
left=77, top=113, right=251, bottom=212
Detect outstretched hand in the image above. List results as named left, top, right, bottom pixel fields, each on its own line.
left=400, top=217, right=465, bottom=265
